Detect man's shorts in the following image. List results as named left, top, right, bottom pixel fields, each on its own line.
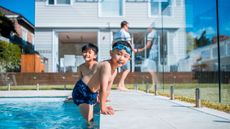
left=141, top=58, right=157, bottom=72
left=72, top=79, right=98, bottom=106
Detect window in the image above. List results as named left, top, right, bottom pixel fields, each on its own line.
left=150, top=0, right=172, bottom=16
left=48, top=0, right=71, bottom=5
left=57, top=0, right=71, bottom=4
left=22, top=27, right=27, bottom=42
left=49, top=0, right=55, bottom=4
left=99, top=0, right=123, bottom=17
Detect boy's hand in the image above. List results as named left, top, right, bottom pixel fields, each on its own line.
left=101, top=106, right=114, bottom=115
left=133, top=49, right=138, bottom=53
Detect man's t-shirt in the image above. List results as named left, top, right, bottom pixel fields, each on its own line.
left=147, top=30, right=158, bottom=61
left=113, top=28, right=131, bottom=44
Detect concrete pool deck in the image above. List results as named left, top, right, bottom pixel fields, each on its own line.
left=101, top=90, right=230, bottom=129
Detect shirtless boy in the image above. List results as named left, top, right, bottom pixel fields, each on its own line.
left=72, top=41, right=132, bottom=122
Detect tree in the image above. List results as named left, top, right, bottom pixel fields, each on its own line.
left=0, top=41, right=21, bottom=72
left=194, top=30, right=211, bottom=48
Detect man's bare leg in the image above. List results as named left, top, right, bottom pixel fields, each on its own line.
left=117, top=69, right=130, bottom=91
left=149, top=71, right=158, bottom=85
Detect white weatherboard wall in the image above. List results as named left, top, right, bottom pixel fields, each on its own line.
left=34, top=28, right=53, bottom=72
left=36, top=0, right=185, bottom=28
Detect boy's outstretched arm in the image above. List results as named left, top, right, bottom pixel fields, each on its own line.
left=99, top=63, right=114, bottom=115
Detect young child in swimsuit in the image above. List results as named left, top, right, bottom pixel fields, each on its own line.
left=72, top=41, right=132, bottom=122
left=65, top=43, right=98, bottom=101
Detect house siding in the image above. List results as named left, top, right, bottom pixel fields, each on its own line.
left=36, top=1, right=185, bottom=28
left=34, top=28, right=53, bottom=72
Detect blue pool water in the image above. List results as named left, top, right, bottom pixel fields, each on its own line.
left=0, top=98, right=100, bottom=129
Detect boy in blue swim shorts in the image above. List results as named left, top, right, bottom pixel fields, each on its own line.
left=72, top=41, right=132, bottom=122
left=66, top=43, right=98, bottom=101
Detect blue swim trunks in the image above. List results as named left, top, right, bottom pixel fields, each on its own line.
left=72, top=80, right=98, bottom=106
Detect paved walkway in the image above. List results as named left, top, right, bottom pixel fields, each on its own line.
left=100, top=90, right=230, bottom=129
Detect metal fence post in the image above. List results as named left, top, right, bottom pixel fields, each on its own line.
left=8, top=83, right=11, bottom=91
left=63, top=76, right=66, bottom=90
left=195, top=88, right=201, bottom=107
left=145, top=83, right=150, bottom=93
left=134, top=83, right=138, bottom=91
left=154, top=83, right=158, bottom=96
left=170, top=86, right=174, bottom=100
left=7, top=77, right=10, bottom=91
left=36, top=83, right=40, bottom=91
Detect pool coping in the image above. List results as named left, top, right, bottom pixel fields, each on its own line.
left=0, top=90, right=72, bottom=97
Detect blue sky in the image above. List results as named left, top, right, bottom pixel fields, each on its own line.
left=0, top=0, right=35, bottom=25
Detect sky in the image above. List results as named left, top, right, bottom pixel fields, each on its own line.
left=0, top=0, right=35, bottom=25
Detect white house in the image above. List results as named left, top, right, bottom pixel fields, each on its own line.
left=35, top=0, right=186, bottom=72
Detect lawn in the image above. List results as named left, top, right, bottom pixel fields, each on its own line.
left=129, top=83, right=230, bottom=104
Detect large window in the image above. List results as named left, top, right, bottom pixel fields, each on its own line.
left=48, top=0, right=71, bottom=5
left=150, top=0, right=172, bottom=16
left=22, top=27, right=27, bottom=42
left=99, top=0, right=123, bottom=17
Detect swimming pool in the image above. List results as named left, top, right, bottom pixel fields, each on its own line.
left=0, top=97, right=100, bottom=129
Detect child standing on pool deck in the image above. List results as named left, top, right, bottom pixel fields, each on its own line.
left=72, top=41, right=132, bottom=122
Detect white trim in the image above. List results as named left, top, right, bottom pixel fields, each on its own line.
left=97, top=30, right=101, bottom=61
left=53, top=28, right=99, bottom=32
left=52, top=30, right=60, bottom=72
left=5, top=15, right=19, bottom=18
left=97, top=29, right=101, bottom=62
left=98, top=0, right=125, bottom=18
left=52, top=30, right=55, bottom=72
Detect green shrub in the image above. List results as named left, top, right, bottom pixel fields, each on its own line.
left=0, top=41, right=21, bottom=72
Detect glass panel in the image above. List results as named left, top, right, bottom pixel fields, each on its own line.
left=219, top=0, right=230, bottom=104
left=161, top=0, right=171, bottom=16
left=48, top=0, right=55, bottom=4
left=155, top=0, right=230, bottom=105
left=150, top=0, right=159, bottom=16
left=100, top=0, right=123, bottom=16
left=56, top=0, right=71, bottom=4
left=151, top=0, right=171, bottom=16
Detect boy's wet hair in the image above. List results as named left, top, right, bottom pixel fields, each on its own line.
left=82, top=43, right=98, bottom=54
left=112, top=41, right=132, bottom=56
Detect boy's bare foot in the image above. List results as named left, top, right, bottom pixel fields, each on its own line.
left=117, top=87, right=129, bottom=91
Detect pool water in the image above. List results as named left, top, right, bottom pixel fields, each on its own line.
left=0, top=98, right=100, bottom=129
